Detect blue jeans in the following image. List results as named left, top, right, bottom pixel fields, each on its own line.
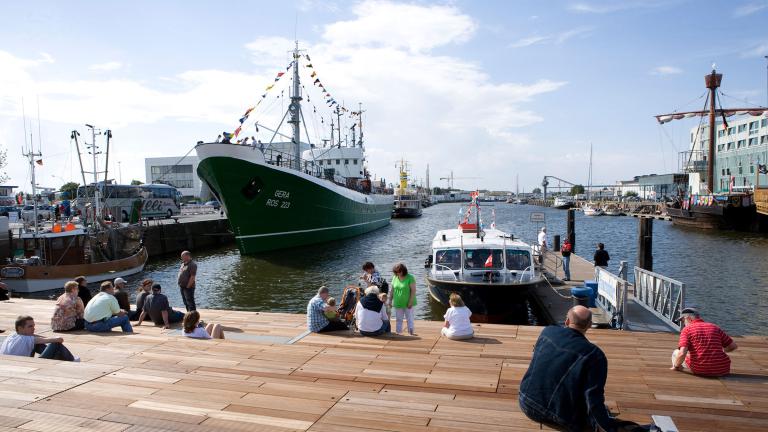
left=562, top=255, right=571, bottom=280
left=85, top=315, right=133, bottom=333
left=33, top=342, right=75, bottom=361
left=180, top=287, right=196, bottom=311
left=360, top=320, right=391, bottom=337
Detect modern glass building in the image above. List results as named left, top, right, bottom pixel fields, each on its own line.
left=687, top=114, right=768, bottom=192
left=144, top=156, right=205, bottom=198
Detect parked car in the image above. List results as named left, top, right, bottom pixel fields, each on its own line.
left=204, top=200, right=221, bottom=210
left=21, top=205, right=52, bottom=221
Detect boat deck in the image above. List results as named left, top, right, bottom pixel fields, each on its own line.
left=0, top=298, right=766, bottom=431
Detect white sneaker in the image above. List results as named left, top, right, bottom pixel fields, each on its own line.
left=72, top=356, right=81, bottom=362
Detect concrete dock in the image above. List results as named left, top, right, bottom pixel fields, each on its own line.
left=1, top=298, right=766, bottom=431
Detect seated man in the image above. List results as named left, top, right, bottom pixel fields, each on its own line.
left=112, top=277, right=132, bottom=313
left=0, top=280, right=9, bottom=301
left=137, top=283, right=184, bottom=329
left=671, top=307, right=738, bottom=376
left=355, top=286, right=390, bottom=337
left=83, top=281, right=133, bottom=333
left=519, top=306, right=618, bottom=431
left=0, top=315, right=78, bottom=361
left=307, top=286, right=348, bottom=333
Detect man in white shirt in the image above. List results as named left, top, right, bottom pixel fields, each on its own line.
left=0, top=315, right=78, bottom=361
left=355, top=286, right=390, bottom=336
left=537, top=227, right=548, bottom=264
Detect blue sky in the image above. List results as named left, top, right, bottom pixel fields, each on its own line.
left=1, top=0, right=767, bottom=192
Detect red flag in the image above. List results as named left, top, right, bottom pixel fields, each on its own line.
left=484, top=254, right=493, bottom=268
left=234, top=126, right=242, bottom=137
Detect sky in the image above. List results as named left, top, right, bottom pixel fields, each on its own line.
left=1, top=0, right=767, bottom=193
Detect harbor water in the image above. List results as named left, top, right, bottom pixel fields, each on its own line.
left=35, top=203, right=768, bottom=335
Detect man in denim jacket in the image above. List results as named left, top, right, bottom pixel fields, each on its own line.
left=519, top=306, right=615, bottom=431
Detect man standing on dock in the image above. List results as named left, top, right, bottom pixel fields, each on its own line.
left=594, top=243, right=610, bottom=268
left=671, top=307, right=738, bottom=376
left=177, top=251, right=197, bottom=311
left=519, top=306, right=618, bottom=431
left=537, top=227, right=547, bottom=264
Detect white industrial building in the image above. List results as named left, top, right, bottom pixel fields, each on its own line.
left=144, top=156, right=207, bottom=199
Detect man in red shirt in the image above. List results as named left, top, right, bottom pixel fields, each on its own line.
left=671, top=307, right=738, bottom=376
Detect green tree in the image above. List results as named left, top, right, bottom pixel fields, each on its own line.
left=59, top=182, right=79, bottom=199
left=532, top=187, right=542, bottom=194
left=130, top=179, right=144, bottom=185
left=571, top=184, right=585, bottom=195
left=624, top=191, right=638, bottom=197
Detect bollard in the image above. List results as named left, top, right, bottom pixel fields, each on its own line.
left=637, top=218, right=653, bottom=271
left=567, top=209, right=576, bottom=253
left=553, top=234, right=561, bottom=252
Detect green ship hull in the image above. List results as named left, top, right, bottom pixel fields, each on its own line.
left=196, top=151, right=392, bottom=254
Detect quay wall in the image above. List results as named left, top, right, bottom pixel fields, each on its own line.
left=141, top=217, right=234, bottom=257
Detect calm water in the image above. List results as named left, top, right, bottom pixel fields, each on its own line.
left=50, top=203, right=768, bottom=335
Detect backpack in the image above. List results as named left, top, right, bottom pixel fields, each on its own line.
left=561, top=241, right=572, bottom=254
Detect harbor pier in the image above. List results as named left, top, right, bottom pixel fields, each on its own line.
left=1, top=298, right=766, bottom=431
left=140, top=213, right=234, bottom=257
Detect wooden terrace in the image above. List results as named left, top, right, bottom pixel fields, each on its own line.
left=0, top=298, right=766, bottom=431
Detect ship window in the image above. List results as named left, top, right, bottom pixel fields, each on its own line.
left=506, top=249, right=532, bottom=271
left=353, top=159, right=358, bottom=165
left=464, top=249, right=503, bottom=270
left=240, top=177, right=263, bottom=201
left=344, top=159, right=349, bottom=165
left=722, top=169, right=725, bottom=175
left=739, top=166, right=743, bottom=174
left=750, top=165, right=755, bottom=174
left=336, top=159, right=340, bottom=164
left=435, top=249, right=461, bottom=270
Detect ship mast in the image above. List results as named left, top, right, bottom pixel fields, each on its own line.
left=289, top=41, right=302, bottom=170
left=705, top=68, right=721, bottom=194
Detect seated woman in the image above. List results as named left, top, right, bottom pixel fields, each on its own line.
left=182, top=310, right=224, bottom=339
left=441, top=293, right=474, bottom=340
left=51, top=281, right=85, bottom=332
left=355, top=286, right=391, bottom=337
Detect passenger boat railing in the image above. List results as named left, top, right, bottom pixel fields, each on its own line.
left=633, top=266, right=685, bottom=331
left=431, top=264, right=459, bottom=281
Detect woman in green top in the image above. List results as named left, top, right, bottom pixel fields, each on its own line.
left=389, top=263, right=416, bottom=335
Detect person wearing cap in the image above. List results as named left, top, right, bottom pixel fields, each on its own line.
left=112, top=278, right=131, bottom=313
left=83, top=281, right=133, bottom=333
left=307, top=286, right=348, bottom=333
left=136, top=284, right=184, bottom=329
left=671, top=307, right=738, bottom=377
left=537, top=227, right=547, bottom=264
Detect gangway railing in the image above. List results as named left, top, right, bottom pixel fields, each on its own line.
left=633, top=267, right=685, bottom=331
left=594, top=264, right=628, bottom=329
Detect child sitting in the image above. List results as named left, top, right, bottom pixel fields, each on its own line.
left=182, top=311, right=224, bottom=339
left=441, top=293, right=474, bottom=340
left=325, top=297, right=340, bottom=321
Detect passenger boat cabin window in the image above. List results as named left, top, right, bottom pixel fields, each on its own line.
left=435, top=249, right=461, bottom=270
left=464, top=249, right=503, bottom=270
left=506, top=249, right=532, bottom=271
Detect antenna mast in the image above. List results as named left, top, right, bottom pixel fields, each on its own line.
left=289, top=41, right=303, bottom=170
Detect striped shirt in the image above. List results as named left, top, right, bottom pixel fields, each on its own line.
left=679, top=318, right=734, bottom=377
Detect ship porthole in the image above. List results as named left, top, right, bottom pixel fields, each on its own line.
left=241, top=177, right=264, bottom=201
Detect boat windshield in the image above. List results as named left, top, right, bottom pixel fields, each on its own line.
left=506, top=249, right=531, bottom=271
left=435, top=249, right=461, bottom=270
left=464, top=249, right=503, bottom=270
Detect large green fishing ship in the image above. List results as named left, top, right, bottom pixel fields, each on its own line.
left=196, top=43, right=393, bottom=254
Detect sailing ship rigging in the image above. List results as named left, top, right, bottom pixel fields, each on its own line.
left=658, top=66, right=768, bottom=230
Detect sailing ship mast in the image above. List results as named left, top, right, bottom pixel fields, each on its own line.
left=289, top=42, right=302, bottom=170
left=655, top=66, right=768, bottom=194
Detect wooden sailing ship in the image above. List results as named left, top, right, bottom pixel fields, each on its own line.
left=657, top=67, right=768, bottom=230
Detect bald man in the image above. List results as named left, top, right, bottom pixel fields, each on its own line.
left=519, top=306, right=617, bottom=431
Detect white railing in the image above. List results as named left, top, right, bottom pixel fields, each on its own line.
left=180, top=204, right=217, bottom=215
left=595, top=264, right=628, bottom=329
left=633, top=267, right=685, bottom=331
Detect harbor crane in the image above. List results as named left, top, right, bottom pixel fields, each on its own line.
left=440, top=171, right=481, bottom=190
left=541, top=175, right=614, bottom=200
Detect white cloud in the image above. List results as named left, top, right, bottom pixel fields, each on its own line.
left=510, top=26, right=593, bottom=48
left=650, top=65, right=683, bottom=76
left=569, top=1, right=669, bottom=14
left=89, top=62, right=123, bottom=72
left=733, top=1, right=768, bottom=17
left=322, top=1, right=477, bottom=53
left=740, top=41, right=768, bottom=57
